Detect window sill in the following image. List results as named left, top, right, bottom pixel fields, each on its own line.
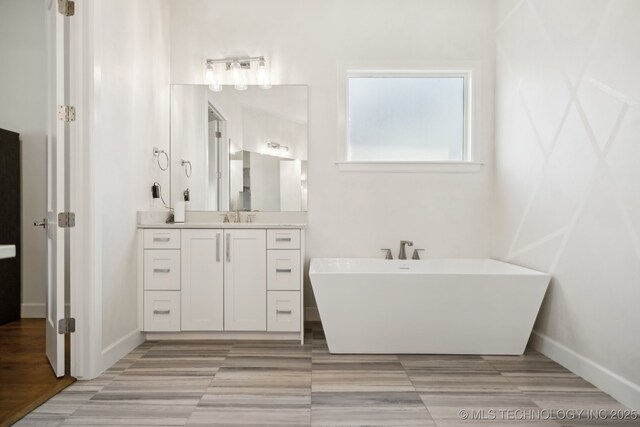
left=335, top=161, right=483, bottom=173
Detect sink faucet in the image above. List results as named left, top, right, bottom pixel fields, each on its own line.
left=232, top=209, right=241, bottom=223
left=399, top=240, right=413, bottom=260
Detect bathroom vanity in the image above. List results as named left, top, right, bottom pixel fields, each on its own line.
left=138, top=83, right=308, bottom=343
left=137, top=222, right=305, bottom=343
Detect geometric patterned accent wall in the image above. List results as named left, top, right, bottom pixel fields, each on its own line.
left=494, top=0, right=640, bottom=388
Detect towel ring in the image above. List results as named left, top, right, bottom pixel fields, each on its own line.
left=181, top=159, right=192, bottom=177
left=153, top=147, right=169, bottom=171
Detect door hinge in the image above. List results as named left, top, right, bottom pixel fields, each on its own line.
left=57, top=0, right=75, bottom=16
left=57, top=105, right=76, bottom=122
left=58, top=212, right=76, bottom=228
left=58, top=317, right=76, bottom=334
left=215, top=131, right=222, bottom=138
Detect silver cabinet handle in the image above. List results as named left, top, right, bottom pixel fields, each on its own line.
left=276, top=237, right=292, bottom=242
left=216, top=233, right=220, bottom=262
left=276, top=268, right=292, bottom=273
left=276, top=309, right=292, bottom=314
left=226, top=233, right=230, bottom=262
left=153, top=268, right=170, bottom=273
left=153, top=309, right=170, bottom=315
left=154, top=237, right=170, bottom=242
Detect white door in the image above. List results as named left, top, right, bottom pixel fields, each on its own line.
left=44, top=0, right=69, bottom=377
left=181, top=230, right=224, bottom=331
left=224, top=230, right=266, bottom=331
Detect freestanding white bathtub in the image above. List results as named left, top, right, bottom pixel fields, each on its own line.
left=309, top=258, right=550, bottom=355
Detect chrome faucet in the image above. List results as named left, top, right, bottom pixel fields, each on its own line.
left=232, top=209, right=241, bottom=223
left=398, top=240, right=413, bottom=260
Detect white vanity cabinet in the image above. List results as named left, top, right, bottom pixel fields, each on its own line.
left=224, top=230, right=267, bottom=331
left=138, top=226, right=304, bottom=342
left=181, top=229, right=224, bottom=331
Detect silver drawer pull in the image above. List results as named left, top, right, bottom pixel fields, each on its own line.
left=153, top=268, right=170, bottom=273
left=276, top=309, right=292, bottom=314
left=275, top=237, right=292, bottom=242
left=276, top=268, right=292, bottom=273
left=153, top=309, right=171, bottom=315
left=153, top=237, right=171, bottom=242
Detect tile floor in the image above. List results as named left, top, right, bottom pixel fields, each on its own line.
left=17, top=323, right=638, bottom=426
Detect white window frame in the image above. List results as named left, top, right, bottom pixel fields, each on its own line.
left=336, top=62, right=483, bottom=172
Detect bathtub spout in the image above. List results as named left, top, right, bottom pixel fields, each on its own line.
left=399, top=240, right=413, bottom=259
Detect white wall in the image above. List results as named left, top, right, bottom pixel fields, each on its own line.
left=0, top=0, right=47, bottom=318
left=93, top=0, right=171, bottom=362
left=170, top=85, right=209, bottom=209
left=169, top=0, right=496, bottom=313
left=494, top=0, right=640, bottom=410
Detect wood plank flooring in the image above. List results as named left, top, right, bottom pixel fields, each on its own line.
left=16, top=323, right=638, bottom=426
left=0, top=319, right=74, bottom=427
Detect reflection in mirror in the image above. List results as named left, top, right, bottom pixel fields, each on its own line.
left=170, top=85, right=308, bottom=212
left=229, top=151, right=308, bottom=212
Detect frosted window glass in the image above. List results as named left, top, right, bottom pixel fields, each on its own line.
left=347, top=77, right=465, bottom=161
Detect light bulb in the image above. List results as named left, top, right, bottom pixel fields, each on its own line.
left=231, top=61, right=247, bottom=91
left=257, top=58, right=271, bottom=89
left=205, top=63, right=222, bottom=92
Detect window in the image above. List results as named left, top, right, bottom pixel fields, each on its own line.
left=340, top=70, right=479, bottom=171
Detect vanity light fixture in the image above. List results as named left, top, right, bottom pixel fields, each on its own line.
left=204, top=56, right=271, bottom=92
left=256, top=58, right=271, bottom=89
left=230, top=60, right=248, bottom=91
left=267, top=142, right=289, bottom=153
left=205, top=63, right=222, bottom=92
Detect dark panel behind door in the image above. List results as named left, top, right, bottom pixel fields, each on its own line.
left=0, top=128, right=21, bottom=325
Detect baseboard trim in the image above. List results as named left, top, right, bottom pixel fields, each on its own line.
left=305, top=307, right=320, bottom=322
left=530, top=331, right=640, bottom=411
left=21, top=303, right=45, bottom=318
left=20, top=302, right=72, bottom=319
left=100, top=329, right=144, bottom=372
left=146, top=331, right=301, bottom=341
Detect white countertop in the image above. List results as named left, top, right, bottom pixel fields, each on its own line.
left=0, top=245, right=16, bottom=259
left=138, top=223, right=306, bottom=229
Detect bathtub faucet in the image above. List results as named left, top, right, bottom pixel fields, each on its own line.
left=399, top=240, right=413, bottom=260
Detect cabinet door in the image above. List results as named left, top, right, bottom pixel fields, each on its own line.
left=224, top=229, right=267, bottom=331
left=181, top=229, right=224, bottom=331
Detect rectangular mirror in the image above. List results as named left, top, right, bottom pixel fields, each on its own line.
left=170, top=85, right=308, bottom=212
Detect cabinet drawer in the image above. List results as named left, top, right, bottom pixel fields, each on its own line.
left=267, top=250, right=301, bottom=291
left=144, top=229, right=181, bottom=249
left=267, top=291, right=301, bottom=332
left=144, top=250, right=180, bottom=290
left=144, top=291, right=180, bottom=331
left=267, top=229, right=300, bottom=250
